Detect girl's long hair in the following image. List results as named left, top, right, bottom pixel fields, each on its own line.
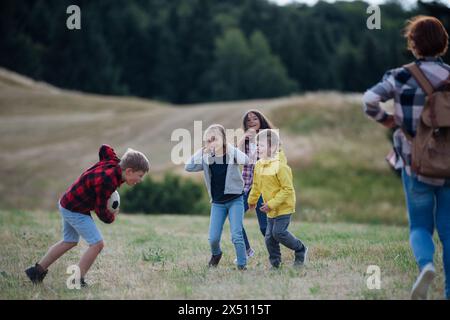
left=242, top=110, right=277, bottom=158
left=242, top=109, right=276, bottom=132
left=204, top=124, right=227, bottom=154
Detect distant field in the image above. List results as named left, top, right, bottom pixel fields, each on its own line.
left=272, top=98, right=406, bottom=225
left=0, top=210, right=446, bottom=299
left=0, top=67, right=406, bottom=225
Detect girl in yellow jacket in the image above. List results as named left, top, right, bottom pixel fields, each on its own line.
left=248, top=129, right=308, bottom=268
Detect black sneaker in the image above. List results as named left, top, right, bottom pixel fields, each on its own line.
left=208, top=253, right=222, bottom=268
left=294, top=245, right=308, bottom=267
left=25, top=263, right=48, bottom=284
left=237, top=265, right=247, bottom=271
left=270, top=262, right=281, bottom=270
left=80, top=277, right=88, bottom=288
left=67, top=276, right=88, bottom=289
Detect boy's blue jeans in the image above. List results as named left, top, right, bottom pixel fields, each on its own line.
left=402, top=169, right=450, bottom=298
left=209, top=195, right=247, bottom=267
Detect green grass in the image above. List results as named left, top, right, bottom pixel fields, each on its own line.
left=294, top=163, right=405, bottom=225
left=271, top=100, right=406, bottom=225
left=0, top=210, right=446, bottom=299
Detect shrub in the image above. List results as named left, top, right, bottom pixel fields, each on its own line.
left=120, top=173, right=209, bottom=215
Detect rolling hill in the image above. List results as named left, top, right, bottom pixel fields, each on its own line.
left=0, top=67, right=405, bottom=225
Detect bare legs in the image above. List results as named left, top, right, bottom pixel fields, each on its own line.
left=38, top=240, right=104, bottom=278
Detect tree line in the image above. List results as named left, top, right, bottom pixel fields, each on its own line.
left=1, top=0, right=449, bottom=104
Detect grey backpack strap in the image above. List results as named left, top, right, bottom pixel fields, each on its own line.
left=404, top=62, right=434, bottom=96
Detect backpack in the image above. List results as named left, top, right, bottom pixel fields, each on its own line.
left=402, top=62, right=450, bottom=178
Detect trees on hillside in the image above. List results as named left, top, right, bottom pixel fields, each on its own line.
left=0, top=0, right=448, bottom=103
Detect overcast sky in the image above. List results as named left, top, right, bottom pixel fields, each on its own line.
left=268, top=0, right=448, bottom=10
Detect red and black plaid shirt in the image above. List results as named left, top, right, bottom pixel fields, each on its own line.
left=60, top=144, right=124, bottom=224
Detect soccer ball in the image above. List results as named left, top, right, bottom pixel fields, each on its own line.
left=107, top=190, right=120, bottom=214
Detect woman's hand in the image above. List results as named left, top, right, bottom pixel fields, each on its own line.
left=381, top=115, right=397, bottom=129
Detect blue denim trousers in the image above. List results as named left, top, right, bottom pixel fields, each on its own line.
left=242, top=189, right=267, bottom=250
left=402, top=169, right=450, bottom=298
left=209, top=195, right=247, bottom=267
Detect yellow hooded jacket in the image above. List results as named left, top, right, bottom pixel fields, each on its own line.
left=247, top=150, right=296, bottom=218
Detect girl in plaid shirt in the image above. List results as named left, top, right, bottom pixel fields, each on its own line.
left=236, top=110, right=284, bottom=261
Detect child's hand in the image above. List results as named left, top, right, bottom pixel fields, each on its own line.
left=245, top=128, right=257, bottom=140
left=248, top=204, right=256, bottom=210
left=202, top=145, right=215, bottom=156
left=260, top=203, right=270, bottom=213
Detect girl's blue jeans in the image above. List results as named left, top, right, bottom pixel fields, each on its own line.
left=242, top=190, right=267, bottom=250
left=209, top=195, right=247, bottom=267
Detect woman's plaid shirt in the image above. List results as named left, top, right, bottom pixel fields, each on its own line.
left=363, top=57, right=450, bottom=185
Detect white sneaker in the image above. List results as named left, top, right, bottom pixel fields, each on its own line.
left=234, top=248, right=255, bottom=264
left=411, top=263, right=436, bottom=300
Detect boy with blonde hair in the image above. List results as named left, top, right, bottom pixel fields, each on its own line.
left=248, top=130, right=307, bottom=268
left=25, top=144, right=149, bottom=286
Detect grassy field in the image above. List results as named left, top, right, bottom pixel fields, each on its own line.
left=0, top=210, right=446, bottom=300
left=1, top=68, right=436, bottom=300
left=0, top=67, right=407, bottom=225
left=272, top=98, right=407, bottom=225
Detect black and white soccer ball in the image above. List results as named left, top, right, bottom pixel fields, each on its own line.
left=107, top=191, right=120, bottom=214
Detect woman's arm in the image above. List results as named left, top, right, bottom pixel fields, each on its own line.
left=363, top=70, right=397, bottom=129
